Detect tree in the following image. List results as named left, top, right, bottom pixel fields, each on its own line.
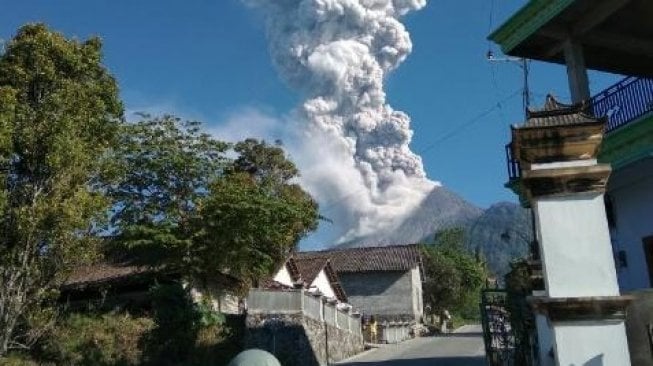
left=0, top=24, right=123, bottom=355
left=193, top=139, right=319, bottom=286
left=421, top=228, right=487, bottom=319
left=105, top=115, right=228, bottom=266
left=107, top=118, right=319, bottom=290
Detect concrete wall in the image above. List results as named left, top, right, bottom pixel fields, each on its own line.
left=553, top=321, right=631, bottom=366
left=189, top=283, right=241, bottom=314
left=625, top=289, right=653, bottom=366
left=338, top=267, right=421, bottom=321
left=534, top=193, right=620, bottom=297
left=410, top=266, right=424, bottom=321
left=245, top=313, right=364, bottom=366
left=607, top=158, right=653, bottom=291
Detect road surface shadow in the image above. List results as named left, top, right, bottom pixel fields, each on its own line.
left=339, top=356, right=487, bottom=366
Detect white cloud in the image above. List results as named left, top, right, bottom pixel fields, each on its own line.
left=207, top=107, right=285, bottom=143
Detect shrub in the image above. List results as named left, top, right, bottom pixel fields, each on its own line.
left=40, top=312, right=154, bottom=366
left=139, top=283, right=200, bottom=365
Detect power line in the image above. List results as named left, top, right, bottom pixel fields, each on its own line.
left=417, top=88, right=521, bottom=155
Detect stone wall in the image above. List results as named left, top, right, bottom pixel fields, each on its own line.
left=245, top=313, right=364, bottom=366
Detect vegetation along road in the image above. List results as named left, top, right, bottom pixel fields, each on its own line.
left=337, top=325, right=486, bottom=366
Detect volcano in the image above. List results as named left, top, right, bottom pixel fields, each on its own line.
left=337, top=187, right=532, bottom=277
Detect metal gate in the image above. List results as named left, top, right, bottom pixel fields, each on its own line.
left=480, top=289, right=539, bottom=366
left=480, top=289, right=516, bottom=366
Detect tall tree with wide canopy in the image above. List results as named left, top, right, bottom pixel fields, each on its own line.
left=108, top=117, right=319, bottom=290
left=0, top=24, right=123, bottom=355
left=105, top=115, right=229, bottom=266
left=193, top=139, right=319, bottom=286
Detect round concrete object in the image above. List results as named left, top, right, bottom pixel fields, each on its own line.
left=227, top=349, right=281, bottom=366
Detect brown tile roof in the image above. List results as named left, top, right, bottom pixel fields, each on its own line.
left=63, top=262, right=155, bottom=288
left=517, top=95, right=604, bottom=128
left=294, top=257, right=329, bottom=284
left=296, top=244, right=422, bottom=273
left=64, top=262, right=241, bottom=290
left=259, top=256, right=349, bottom=302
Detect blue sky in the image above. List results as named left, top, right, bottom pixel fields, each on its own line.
left=0, top=0, right=622, bottom=247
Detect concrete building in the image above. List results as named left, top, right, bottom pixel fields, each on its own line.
left=297, top=244, right=424, bottom=322
left=601, top=96, right=653, bottom=291
left=490, top=0, right=653, bottom=364
left=508, top=96, right=630, bottom=365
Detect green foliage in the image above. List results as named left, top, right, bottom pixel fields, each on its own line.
left=421, top=228, right=487, bottom=320
left=19, top=284, right=242, bottom=366
left=39, top=312, right=155, bottom=366
left=504, top=259, right=536, bottom=366
left=0, top=353, right=40, bottom=366
left=0, top=23, right=123, bottom=355
left=0, top=22, right=316, bottom=361
left=105, top=115, right=228, bottom=267
left=108, top=121, right=319, bottom=289
left=140, top=283, right=200, bottom=365
left=197, top=298, right=226, bottom=328
left=141, top=283, right=243, bottom=366
left=194, top=143, right=319, bottom=285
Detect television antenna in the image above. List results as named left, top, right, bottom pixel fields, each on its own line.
left=486, top=50, right=531, bottom=116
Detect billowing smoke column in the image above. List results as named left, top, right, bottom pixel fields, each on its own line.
left=247, top=0, right=436, bottom=243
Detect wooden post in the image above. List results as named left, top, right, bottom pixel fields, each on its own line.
left=564, top=40, right=591, bottom=103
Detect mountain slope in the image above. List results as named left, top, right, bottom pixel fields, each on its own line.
left=337, top=187, right=532, bottom=277
left=465, top=201, right=532, bottom=277
left=338, top=186, right=483, bottom=248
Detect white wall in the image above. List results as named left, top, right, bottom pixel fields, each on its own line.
left=310, top=269, right=336, bottom=299
left=410, top=266, right=423, bottom=320
left=607, top=158, right=653, bottom=291
left=535, top=193, right=620, bottom=297
left=553, top=322, right=630, bottom=366
left=273, top=264, right=295, bottom=288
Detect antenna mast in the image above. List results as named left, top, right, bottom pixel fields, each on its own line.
left=486, top=51, right=531, bottom=116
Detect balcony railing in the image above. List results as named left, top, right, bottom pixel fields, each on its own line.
left=505, top=77, right=653, bottom=181
left=590, top=77, right=653, bottom=133
left=506, top=143, right=520, bottom=181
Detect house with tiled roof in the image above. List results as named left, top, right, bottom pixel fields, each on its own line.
left=296, top=244, right=424, bottom=322
left=266, top=256, right=348, bottom=303
left=62, top=261, right=245, bottom=315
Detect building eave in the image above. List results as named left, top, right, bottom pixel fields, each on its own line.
left=599, top=113, right=653, bottom=170
left=488, top=0, right=574, bottom=54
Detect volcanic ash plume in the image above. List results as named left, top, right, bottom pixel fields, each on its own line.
left=247, top=0, right=437, bottom=243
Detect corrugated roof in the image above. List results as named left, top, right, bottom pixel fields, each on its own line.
left=518, top=94, right=602, bottom=128
left=296, top=244, right=421, bottom=273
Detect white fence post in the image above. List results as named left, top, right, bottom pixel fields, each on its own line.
left=320, top=297, right=324, bottom=321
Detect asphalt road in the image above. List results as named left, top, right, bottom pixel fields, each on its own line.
left=337, top=325, right=487, bottom=366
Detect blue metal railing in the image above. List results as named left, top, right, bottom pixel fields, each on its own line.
left=505, top=77, right=653, bottom=181
left=590, top=77, right=653, bottom=133
left=506, top=143, right=520, bottom=181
